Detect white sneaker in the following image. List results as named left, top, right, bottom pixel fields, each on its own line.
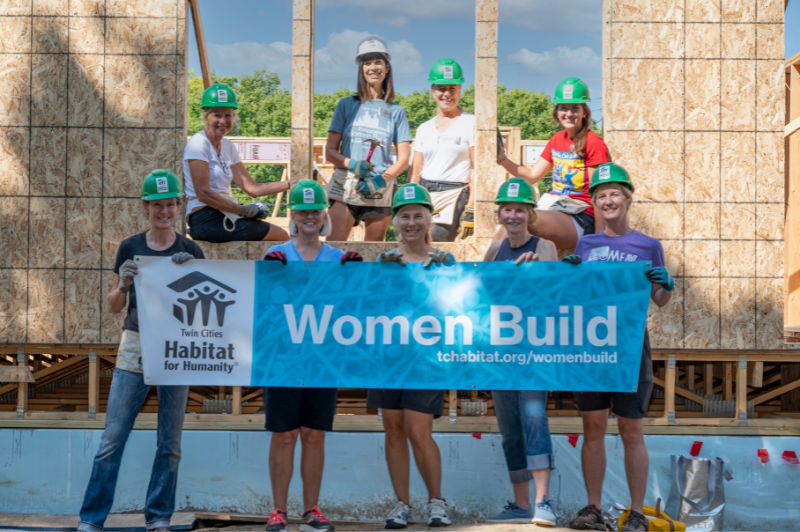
left=427, top=498, right=451, bottom=527
left=385, top=501, right=413, bottom=529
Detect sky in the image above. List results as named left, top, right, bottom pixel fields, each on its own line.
left=189, top=0, right=800, bottom=124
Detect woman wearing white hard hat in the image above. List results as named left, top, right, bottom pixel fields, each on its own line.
left=324, top=36, right=412, bottom=242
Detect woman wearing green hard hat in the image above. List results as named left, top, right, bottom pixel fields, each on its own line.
left=496, top=77, right=609, bottom=249
left=77, top=170, right=203, bottom=532
left=409, top=58, right=475, bottom=242
left=260, top=180, right=362, bottom=532
left=184, top=83, right=290, bottom=243
left=562, top=163, right=673, bottom=532
left=482, top=178, right=559, bottom=527
left=324, top=36, right=413, bottom=242
left=368, top=183, right=453, bottom=529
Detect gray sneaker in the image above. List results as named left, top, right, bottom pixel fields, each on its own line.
left=487, top=502, right=534, bottom=523
left=533, top=496, right=557, bottom=526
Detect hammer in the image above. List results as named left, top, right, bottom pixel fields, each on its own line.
left=362, top=138, right=385, bottom=164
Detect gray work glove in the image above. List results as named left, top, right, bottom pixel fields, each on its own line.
left=172, top=252, right=193, bottom=265
left=241, top=202, right=267, bottom=219
left=496, top=128, right=507, bottom=164
left=378, top=251, right=406, bottom=266
left=423, top=250, right=452, bottom=268
left=117, top=260, right=138, bottom=294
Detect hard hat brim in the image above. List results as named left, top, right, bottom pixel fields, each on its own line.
left=200, top=102, right=239, bottom=110
left=141, top=191, right=184, bottom=201
left=290, top=203, right=328, bottom=211
left=355, top=52, right=392, bottom=65
left=553, top=97, right=591, bottom=104
left=428, top=78, right=465, bottom=85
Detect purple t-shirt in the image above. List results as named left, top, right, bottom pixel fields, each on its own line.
left=575, top=230, right=664, bottom=267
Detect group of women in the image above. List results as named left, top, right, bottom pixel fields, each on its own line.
left=76, top=36, right=675, bottom=532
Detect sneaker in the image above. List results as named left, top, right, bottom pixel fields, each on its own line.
left=533, top=497, right=557, bottom=526
left=569, top=504, right=606, bottom=531
left=621, top=510, right=648, bottom=531
left=384, top=501, right=413, bottom=529
left=300, top=506, right=335, bottom=532
left=267, top=509, right=289, bottom=532
left=486, top=501, right=534, bottom=523
left=427, top=498, right=451, bottom=527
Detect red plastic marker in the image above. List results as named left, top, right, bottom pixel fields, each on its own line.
left=782, top=451, right=799, bottom=464
left=690, top=441, right=703, bottom=457
left=472, top=432, right=482, bottom=440
left=567, top=434, right=580, bottom=448
left=758, top=449, right=769, bottom=464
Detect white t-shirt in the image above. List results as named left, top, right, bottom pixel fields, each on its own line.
left=183, top=130, right=242, bottom=213
left=413, top=113, right=475, bottom=183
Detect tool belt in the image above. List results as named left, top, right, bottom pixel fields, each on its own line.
left=421, top=178, right=469, bottom=226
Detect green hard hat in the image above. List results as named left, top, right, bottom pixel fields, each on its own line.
left=553, top=77, right=591, bottom=104
left=141, top=169, right=183, bottom=201
left=428, top=58, right=465, bottom=85
left=288, top=180, right=328, bottom=211
left=589, top=162, right=635, bottom=194
left=392, top=183, right=434, bottom=215
left=201, top=83, right=238, bottom=109
left=495, top=177, right=537, bottom=206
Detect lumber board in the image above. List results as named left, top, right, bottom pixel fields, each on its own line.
left=652, top=377, right=705, bottom=405
left=752, top=377, right=800, bottom=405
left=187, top=0, right=211, bottom=89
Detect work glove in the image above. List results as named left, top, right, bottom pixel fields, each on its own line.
left=171, top=252, right=193, bottom=265
left=340, top=251, right=363, bottom=265
left=262, top=250, right=287, bottom=265
left=562, top=254, right=582, bottom=265
left=496, top=128, right=507, bottom=164
left=645, top=266, right=675, bottom=292
left=356, top=174, right=387, bottom=197
left=348, top=158, right=374, bottom=178
left=242, top=202, right=267, bottom=219
left=460, top=206, right=475, bottom=238
left=117, top=260, right=138, bottom=294
left=423, top=250, right=452, bottom=268
left=378, top=251, right=406, bottom=265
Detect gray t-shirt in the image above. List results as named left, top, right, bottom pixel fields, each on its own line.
left=329, top=97, right=412, bottom=175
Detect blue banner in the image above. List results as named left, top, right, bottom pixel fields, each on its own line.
left=252, top=260, right=652, bottom=392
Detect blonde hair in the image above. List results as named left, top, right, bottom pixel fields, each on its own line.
left=591, top=182, right=633, bottom=203
left=496, top=202, right=538, bottom=226
left=202, top=107, right=240, bottom=133
left=289, top=210, right=330, bottom=238
left=392, top=206, right=433, bottom=245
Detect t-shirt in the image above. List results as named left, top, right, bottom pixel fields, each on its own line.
left=493, top=236, right=540, bottom=262
left=329, top=97, right=413, bottom=175
left=268, top=240, right=345, bottom=263
left=413, top=113, right=475, bottom=183
left=183, top=130, right=242, bottom=213
left=114, top=233, right=205, bottom=332
left=575, top=229, right=665, bottom=383
left=541, top=130, right=609, bottom=216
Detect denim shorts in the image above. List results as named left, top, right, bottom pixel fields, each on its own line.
left=367, top=389, right=445, bottom=417
left=188, top=206, right=274, bottom=243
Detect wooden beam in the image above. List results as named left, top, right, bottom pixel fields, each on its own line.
left=752, top=378, right=800, bottom=405
left=737, top=358, right=748, bottom=425
left=88, top=350, right=99, bottom=420
left=724, top=362, right=733, bottom=401
left=664, top=357, right=676, bottom=424
left=653, top=377, right=706, bottom=405
left=232, top=386, right=242, bottom=416
left=686, top=363, right=695, bottom=390
left=290, top=0, right=315, bottom=184
left=188, top=0, right=212, bottom=89
left=704, top=363, right=714, bottom=395
left=16, top=349, right=27, bottom=419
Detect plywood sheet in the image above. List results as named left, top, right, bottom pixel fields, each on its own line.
left=685, top=203, right=720, bottom=239
left=612, top=0, right=684, bottom=21
left=0, top=16, right=31, bottom=53
left=648, top=278, right=684, bottom=349
left=756, top=132, right=784, bottom=203
left=607, top=131, right=684, bottom=202
left=32, top=16, right=68, bottom=54
left=0, top=197, right=28, bottom=268
left=721, top=133, right=755, bottom=202
left=756, top=278, right=783, bottom=349
left=65, top=269, right=101, bottom=344
left=721, top=240, right=756, bottom=277
left=721, top=278, right=756, bottom=348
left=685, top=23, right=720, bottom=58
left=106, top=0, right=180, bottom=17
left=71, top=0, right=105, bottom=16
left=197, top=242, right=248, bottom=261
left=755, top=203, right=783, bottom=241
left=685, top=240, right=720, bottom=277
left=721, top=60, right=756, bottom=131
left=102, top=198, right=150, bottom=269
left=104, top=55, right=177, bottom=128
left=31, top=54, right=68, bottom=127
left=67, top=127, right=103, bottom=196
left=0, top=0, right=33, bottom=16
left=756, top=61, right=785, bottom=131
left=30, top=127, right=66, bottom=196
left=662, top=239, right=684, bottom=277
left=27, top=269, right=64, bottom=344
left=756, top=24, right=783, bottom=59
left=0, top=54, right=32, bottom=127
left=29, top=197, right=65, bottom=269
left=686, top=59, right=721, bottom=130
left=68, top=54, right=105, bottom=128
left=686, top=0, right=721, bottom=22
left=66, top=198, right=102, bottom=268
left=628, top=202, right=683, bottom=240
left=720, top=203, right=756, bottom=239
left=612, top=23, right=684, bottom=59
left=611, top=59, right=684, bottom=130
left=101, top=270, right=124, bottom=344
left=0, top=127, right=29, bottom=195
left=756, top=0, right=784, bottom=22
left=756, top=239, right=783, bottom=278
left=0, top=269, right=27, bottom=343
left=721, top=23, right=755, bottom=58
left=722, top=0, right=755, bottom=22
left=106, top=17, right=177, bottom=55
left=33, top=0, right=68, bottom=16
left=103, top=129, right=177, bottom=197
left=685, top=132, right=720, bottom=201
left=684, top=277, right=721, bottom=348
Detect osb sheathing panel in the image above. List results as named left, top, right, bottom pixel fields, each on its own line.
left=30, top=127, right=67, bottom=196
left=101, top=271, right=124, bottom=345
left=0, top=128, right=29, bottom=195
left=66, top=127, right=103, bottom=196
left=65, top=270, right=101, bottom=344
left=0, top=269, right=27, bottom=343
left=0, top=54, right=32, bottom=126
left=685, top=132, right=720, bottom=201
left=27, top=269, right=64, bottom=344
left=686, top=59, right=721, bottom=130
left=0, top=17, right=31, bottom=53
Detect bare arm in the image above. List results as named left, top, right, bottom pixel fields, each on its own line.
left=325, top=131, right=348, bottom=168
left=501, top=156, right=552, bottom=186
left=409, top=151, right=424, bottom=184
left=651, top=283, right=673, bottom=308
left=483, top=241, right=502, bottom=262
left=535, top=238, right=558, bottom=262
left=107, top=274, right=127, bottom=314
left=230, top=162, right=290, bottom=199
left=384, top=142, right=411, bottom=182
left=188, top=159, right=244, bottom=215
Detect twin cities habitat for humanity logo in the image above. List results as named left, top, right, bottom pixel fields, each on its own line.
left=167, top=271, right=237, bottom=326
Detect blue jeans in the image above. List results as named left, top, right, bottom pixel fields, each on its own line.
left=492, top=390, right=554, bottom=484
left=78, top=368, right=189, bottom=531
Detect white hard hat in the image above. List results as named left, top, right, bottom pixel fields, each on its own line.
left=355, top=36, right=392, bottom=65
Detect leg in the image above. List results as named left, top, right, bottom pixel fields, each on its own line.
left=299, top=427, right=327, bottom=512
left=492, top=391, right=532, bottom=507
left=382, top=409, right=411, bottom=504
left=519, top=390, right=554, bottom=503
left=270, top=429, right=300, bottom=511
left=262, top=224, right=290, bottom=242
left=78, top=369, right=149, bottom=531
left=617, top=416, right=648, bottom=514
left=403, top=409, right=442, bottom=500
left=528, top=210, right=579, bottom=249
left=364, top=216, right=392, bottom=242
left=143, top=385, right=189, bottom=528
left=326, top=201, right=355, bottom=242
left=580, top=410, right=609, bottom=509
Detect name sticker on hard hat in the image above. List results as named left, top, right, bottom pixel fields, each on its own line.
left=508, top=182, right=520, bottom=197
left=303, top=188, right=315, bottom=203
left=217, top=90, right=228, bottom=103
left=156, top=177, right=169, bottom=193
left=563, top=85, right=574, bottom=99
left=443, top=66, right=454, bottom=79
left=599, top=166, right=611, bottom=180
left=404, top=187, right=416, bottom=200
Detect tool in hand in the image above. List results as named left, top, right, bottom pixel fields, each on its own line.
left=363, top=138, right=385, bottom=164
left=357, top=138, right=387, bottom=199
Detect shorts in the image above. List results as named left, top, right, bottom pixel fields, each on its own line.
left=264, top=387, right=338, bottom=432
left=420, top=178, right=470, bottom=242
left=330, top=199, right=393, bottom=226
left=367, top=389, right=445, bottom=417
left=188, top=206, right=273, bottom=243
left=570, top=211, right=596, bottom=239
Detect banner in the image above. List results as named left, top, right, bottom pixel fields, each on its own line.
left=136, top=257, right=652, bottom=391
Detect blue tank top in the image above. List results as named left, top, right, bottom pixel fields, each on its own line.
left=493, top=236, right=540, bottom=262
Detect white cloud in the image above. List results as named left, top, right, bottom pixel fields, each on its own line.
left=314, top=30, right=423, bottom=82
left=508, top=46, right=601, bottom=79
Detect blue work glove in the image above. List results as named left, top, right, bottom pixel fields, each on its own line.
left=356, top=174, right=387, bottom=197
left=645, top=266, right=674, bottom=292
left=347, top=158, right=374, bottom=178
left=562, top=254, right=582, bottom=265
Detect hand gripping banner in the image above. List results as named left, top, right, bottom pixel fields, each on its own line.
left=135, top=257, right=652, bottom=391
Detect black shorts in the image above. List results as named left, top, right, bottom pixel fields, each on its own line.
left=330, top=199, right=392, bottom=226
left=264, top=387, right=338, bottom=432
left=367, top=389, right=445, bottom=417
left=570, top=211, right=596, bottom=238
left=188, top=206, right=274, bottom=243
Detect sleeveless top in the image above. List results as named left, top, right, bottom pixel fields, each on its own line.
left=493, top=236, right=540, bottom=262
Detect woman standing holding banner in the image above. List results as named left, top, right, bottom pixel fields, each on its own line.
left=369, top=184, right=453, bottom=529
left=482, top=178, right=559, bottom=526
left=409, top=58, right=475, bottom=242
left=78, top=171, right=203, bottom=532
left=260, top=180, right=363, bottom=532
